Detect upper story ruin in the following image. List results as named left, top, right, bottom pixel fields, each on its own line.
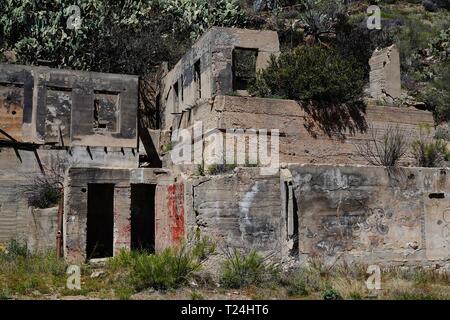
left=160, top=27, right=280, bottom=130
left=0, top=64, right=138, bottom=148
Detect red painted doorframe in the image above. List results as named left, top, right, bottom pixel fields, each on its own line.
left=155, top=183, right=185, bottom=251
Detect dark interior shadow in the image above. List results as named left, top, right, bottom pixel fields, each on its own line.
left=301, top=100, right=368, bottom=141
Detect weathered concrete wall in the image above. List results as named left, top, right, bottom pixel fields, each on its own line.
left=0, top=63, right=140, bottom=249
left=369, top=45, right=402, bottom=101
left=64, top=167, right=175, bottom=262
left=172, top=95, right=434, bottom=170
left=0, top=147, right=70, bottom=245
left=185, top=169, right=283, bottom=256
left=182, top=166, right=449, bottom=267
left=0, top=146, right=137, bottom=247
left=287, top=165, right=450, bottom=266
left=0, top=64, right=138, bottom=147
left=155, top=182, right=185, bottom=252
left=27, top=206, right=59, bottom=253
left=161, top=28, right=280, bottom=130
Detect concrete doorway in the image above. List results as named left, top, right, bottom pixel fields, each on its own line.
left=86, top=183, right=114, bottom=259
left=131, top=184, right=156, bottom=253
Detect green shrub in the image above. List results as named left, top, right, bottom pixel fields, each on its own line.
left=395, top=267, right=450, bottom=286
left=190, top=290, right=205, bottom=300
left=0, top=241, right=67, bottom=296
left=3, top=240, right=28, bottom=259
left=0, top=0, right=247, bottom=73
left=282, top=268, right=324, bottom=297
left=163, top=141, right=173, bottom=152
left=220, top=249, right=279, bottom=289
left=390, top=289, right=439, bottom=300
left=434, top=126, right=450, bottom=141
left=333, top=25, right=396, bottom=80
left=298, top=0, right=346, bottom=43
left=115, top=285, right=134, bottom=300
left=355, top=125, right=408, bottom=167
left=132, top=246, right=201, bottom=290
left=321, top=287, right=342, bottom=300
left=250, top=45, right=365, bottom=104
left=108, top=235, right=215, bottom=291
left=422, top=62, right=450, bottom=123
left=195, top=164, right=205, bottom=176
left=27, top=183, right=60, bottom=209
left=412, top=136, right=450, bottom=167
left=107, top=249, right=140, bottom=272
left=430, top=28, right=450, bottom=61
left=191, top=231, right=216, bottom=261
left=207, top=164, right=236, bottom=175
left=0, top=288, right=12, bottom=300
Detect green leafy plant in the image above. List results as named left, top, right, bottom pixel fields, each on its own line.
left=3, top=240, right=29, bottom=259
left=0, top=240, right=67, bottom=296
left=250, top=45, right=365, bottom=104
left=299, top=0, right=347, bottom=43
left=220, top=249, right=279, bottom=289
left=434, top=126, right=450, bottom=141
left=0, top=0, right=246, bottom=73
left=412, top=135, right=450, bottom=167
left=195, top=164, right=205, bottom=176
left=115, top=285, right=134, bottom=300
left=20, top=155, right=65, bottom=209
left=282, top=268, right=324, bottom=297
left=207, top=164, right=237, bottom=175
left=108, top=235, right=215, bottom=291
left=163, top=141, right=173, bottom=153
left=421, top=62, right=450, bottom=123
left=322, top=287, right=342, bottom=300
left=190, top=290, right=205, bottom=300
left=131, top=246, right=201, bottom=290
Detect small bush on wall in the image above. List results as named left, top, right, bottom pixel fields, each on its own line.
left=412, top=126, right=450, bottom=167
left=355, top=124, right=409, bottom=167
left=27, top=183, right=61, bottom=209
left=249, top=45, right=365, bottom=104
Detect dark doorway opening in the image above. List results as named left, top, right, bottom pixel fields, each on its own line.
left=131, top=184, right=156, bottom=253
left=87, top=183, right=114, bottom=259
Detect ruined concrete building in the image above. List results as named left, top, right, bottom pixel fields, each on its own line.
left=369, top=44, right=402, bottom=101
left=0, top=28, right=448, bottom=268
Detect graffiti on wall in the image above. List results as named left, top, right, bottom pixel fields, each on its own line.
left=310, top=203, right=394, bottom=255
left=439, top=208, right=450, bottom=244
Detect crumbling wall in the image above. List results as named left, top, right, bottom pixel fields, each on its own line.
left=0, top=64, right=139, bottom=147
left=155, top=183, right=185, bottom=252
left=369, top=45, right=402, bottom=101
left=0, top=148, right=66, bottom=245
left=288, top=165, right=450, bottom=267
left=27, top=207, right=59, bottom=253
left=161, top=27, right=280, bottom=130
left=64, top=167, right=174, bottom=262
left=171, top=95, right=434, bottom=169
left=182, top=166, right=449, bottom=267
left=0, top=63, right=140, bottom=251
left=185, top=169, right=283, bottom=256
